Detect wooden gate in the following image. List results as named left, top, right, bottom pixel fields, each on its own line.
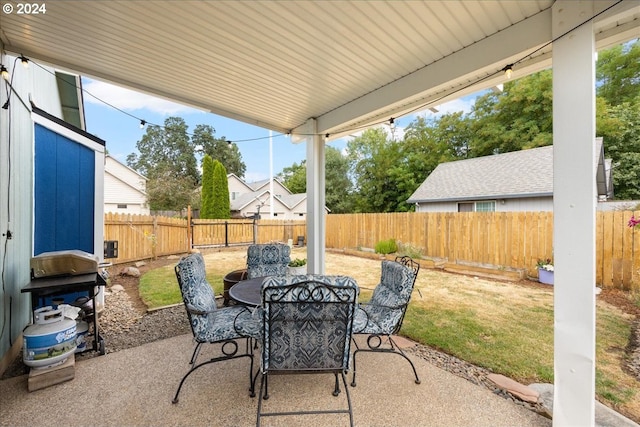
left=191, top=218, right=256, bottom=248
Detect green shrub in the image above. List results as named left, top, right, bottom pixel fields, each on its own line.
left=375, top=239, right=397, bottom=254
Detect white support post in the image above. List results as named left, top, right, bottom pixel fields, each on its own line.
left=552, top=2, right=596, bottom=426
left=305, top=119, right=325, bottom=274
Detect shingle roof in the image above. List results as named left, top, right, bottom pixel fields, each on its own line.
left=276, top=194, right=306, bottom=209
left=231, top=191, right=268, bottom=211
left=408, top=139, right=607, bottom=203
left=408, top=146, right=553, bottom=203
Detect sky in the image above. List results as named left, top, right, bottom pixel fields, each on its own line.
left=82, top=78, right=477, bottom=183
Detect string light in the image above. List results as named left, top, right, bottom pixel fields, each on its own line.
left=0, top=65, right=9, bottom=81
left=2, top=100, right=9, bottom=110
left=503, top=64, right=513, bottom=79
left=12, top=0, right=616, bottom=145
left=227, top=140, right=232, bottom=146
left=19, top=56, right=29, bottom=69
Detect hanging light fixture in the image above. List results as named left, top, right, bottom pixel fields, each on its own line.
left=19, top=55, right=29, bottom=69
left=139, top=120, right=146, bottom=129
left=1, top=65, right=9, bottom=81
left=227, top=140, right=232, bottom=146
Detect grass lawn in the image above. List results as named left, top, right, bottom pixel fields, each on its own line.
left=138, top=247, right=639, bottom=421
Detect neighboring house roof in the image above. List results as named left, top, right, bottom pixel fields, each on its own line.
left=408, top=138, right=610, bottom=203
left=246, top=177, right=291, bottom=194
left=231, top=190, right=270, bottom=212
left=276, top=193, right=306, bottom=210
left=229, top=178, right=329, bottom=213
left=227, top=173, right=255, bottom=192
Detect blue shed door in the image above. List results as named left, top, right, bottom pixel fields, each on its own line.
left=34, top=124, right=95, bottom=255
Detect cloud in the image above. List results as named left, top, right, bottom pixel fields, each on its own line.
left=82, top=79, right=200, bottom=115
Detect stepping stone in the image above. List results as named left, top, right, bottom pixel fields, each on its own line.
left=487, top=373, right=539, bottom=403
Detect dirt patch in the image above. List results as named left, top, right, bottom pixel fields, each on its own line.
left=599, top=288, right=640, bottom=317
left=105, top=255, right=186, bottom=313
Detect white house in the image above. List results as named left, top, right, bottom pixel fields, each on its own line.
left=104, top=155, right=149, bottom=215
left=227, top=174, right=323, bottom=219
left=408, top=138, right=613, bottom=212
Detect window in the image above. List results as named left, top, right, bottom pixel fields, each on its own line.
left=458, top=201, right=495, bottom=212
left=475, top=201, right=496, bottom=212
left=117, top=204, right=127, bottom=209
left=231, top=192, right=240, bottom=200
left=458, top=203, right=473, bottom=212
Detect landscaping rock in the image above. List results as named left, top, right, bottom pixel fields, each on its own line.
left=487, top=373, right=540, bottom=403
left=110, top=284, right=125, bottom=293
left=121, top=266, right=140, bottom=277
left=135, top=261, right=146, bottom=268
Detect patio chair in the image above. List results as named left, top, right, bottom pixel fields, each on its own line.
left=246, top=243, right=291, bottom=279
left=172, top=252, right=261, bottom=404
left=351, top=255, right=421, bottom=387
left=256, top=274, right=359, bottom=427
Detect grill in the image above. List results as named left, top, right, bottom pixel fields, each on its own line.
left=22, top=250, right=107, bottom=355
left=30, top=249, right=100, bottom=278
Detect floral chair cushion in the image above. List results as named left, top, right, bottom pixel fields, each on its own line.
left=246, top=244, right=291, bottom=279
left=260, top=274, right=359, bottom=373
left=352, top=260, right=417, bottom=335
left=176, top=253, right=261, bottom=342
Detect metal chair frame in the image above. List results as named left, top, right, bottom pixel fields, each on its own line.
left=351, top=255, right=421, bottom=387
left=256, top=275, right=358, bottom=427
left=172, top=253, right=258, bottom=404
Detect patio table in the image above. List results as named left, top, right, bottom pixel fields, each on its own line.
left=228, top=276, right=265, bottom=306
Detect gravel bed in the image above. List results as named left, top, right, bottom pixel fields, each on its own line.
left=93, top=290, right=190, bottom=354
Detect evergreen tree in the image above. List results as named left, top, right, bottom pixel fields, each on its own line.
left=212, top=160, right=231, bottom=219
left=200, top=155, right=215, bottom=218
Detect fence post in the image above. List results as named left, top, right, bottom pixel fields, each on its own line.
left=187, top=205, right=193, bottom=250
left=152, top=215, right=158, bottom=260
left=225, top=221, right=229, bottom=247
left=253, top=216, right=258, bottom=244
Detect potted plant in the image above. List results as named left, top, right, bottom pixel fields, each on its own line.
left=537, top=258, right=554, bottom=285
left=288, top=258, right=307, bottom=275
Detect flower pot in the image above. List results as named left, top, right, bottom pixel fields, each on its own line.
left=538, top=268, right=554, bottom=285
left=287, top=266, right=306, bottom=276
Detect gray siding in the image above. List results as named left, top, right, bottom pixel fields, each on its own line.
left=416, top=196, right=553, bottom=212
left=0, top=54, right=65, bottom=367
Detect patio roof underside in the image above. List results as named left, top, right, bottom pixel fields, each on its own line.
left=1, top=1, right=637, bottom=140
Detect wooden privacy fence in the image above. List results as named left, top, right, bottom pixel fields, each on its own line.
left=326, top=211, right=640, bottom=291
left=104, top=213, right=189, bottom=264
left=104, top=213, right=307, bottom=264
left=104, top=211, right=640, bottom=290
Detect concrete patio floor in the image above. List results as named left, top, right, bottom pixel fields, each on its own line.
left=0, top=334, right=552, bottom=427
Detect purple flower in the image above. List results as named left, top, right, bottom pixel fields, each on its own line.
left=629, top=216, right=640, bottom=228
